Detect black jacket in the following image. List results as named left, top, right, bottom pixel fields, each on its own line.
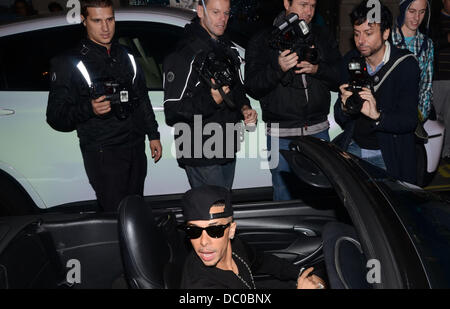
left=245, top=14, right=341, bottom=129
left=47, top=39, right=160, bottom=152
left=334, top=45, right=419, bottom=184
left=163, top=21, right=250, bottom=167
left=180, top=237, right=300, bottom=289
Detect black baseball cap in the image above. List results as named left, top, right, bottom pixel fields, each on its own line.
left=182, top=185, right=233, bottom=222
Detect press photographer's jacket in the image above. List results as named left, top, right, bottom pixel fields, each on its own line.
left=334, top=45, right=419, bottom=184
left=163, top=21, right=250, bottom=167
left=245, top=14, right=341, bottom=134
left=47, top=39, right=160, bottom=152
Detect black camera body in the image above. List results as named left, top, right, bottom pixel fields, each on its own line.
left=345, top=57, right=373, bottom=115
left=201, top=50, right=238, bottom=89
left=269, top=13, right=319, bottom=65
left=92, top=80, right=137, bottom=120
left=194, top=45, right=241, bottom=109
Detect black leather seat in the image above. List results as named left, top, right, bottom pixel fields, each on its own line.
left=118, top=195, right=187, bottom=289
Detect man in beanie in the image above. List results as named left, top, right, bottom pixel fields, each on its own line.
left=392, top=0, right=434, bottom=121
left=179, top=185, right=326, bottom=289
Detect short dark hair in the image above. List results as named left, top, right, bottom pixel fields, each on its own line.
left=350, top=0, right=393, bottom=34
left=80, top=0, right=113, bottom=17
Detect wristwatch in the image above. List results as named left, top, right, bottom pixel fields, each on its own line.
left=374, top=112, right=383, bottom=126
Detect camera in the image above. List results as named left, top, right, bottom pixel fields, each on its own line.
left=269, top=13, right=319, bottom=65
left=92, top=80, right=136, bottom=120
left=194, top=46, right=240, bottom=109
left=345, top=57, right=373, bottom=115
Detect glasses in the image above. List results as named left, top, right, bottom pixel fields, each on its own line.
left=184, top=223, right=231, bottom=239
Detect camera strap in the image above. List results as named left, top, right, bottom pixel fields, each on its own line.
left=301, top=74, right=309, bottom=102
left=372, top=53, right=416, bottom=93
left=218, top=86, right=236, bottom=109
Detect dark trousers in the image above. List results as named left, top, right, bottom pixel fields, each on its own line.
left=82, top=142, right=147, bottom=212
left=184, top=160, right=236, bottom=190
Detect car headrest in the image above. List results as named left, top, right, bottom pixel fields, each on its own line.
left=118, top=195, right=169, bottom=289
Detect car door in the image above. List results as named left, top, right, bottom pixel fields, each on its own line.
left=279, top=137, right=430, bottom=288
left=0, top=24, right=88, bottom=211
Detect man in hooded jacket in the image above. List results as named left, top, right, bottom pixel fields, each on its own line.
left=392, top=0, right=434, bottom=122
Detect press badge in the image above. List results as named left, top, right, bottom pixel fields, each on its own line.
left=120, top=90, right=129, bottom=103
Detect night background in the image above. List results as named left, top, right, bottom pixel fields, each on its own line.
left=0, top=1, right=446, bottom=55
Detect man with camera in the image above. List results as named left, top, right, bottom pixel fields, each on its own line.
left=163, top=0, right=257, bottom=190
left=334, top=0, right=420, bottom=184
left=245, top=0, right=341, bottom=201
left=46, top=0, right=162, bottom=212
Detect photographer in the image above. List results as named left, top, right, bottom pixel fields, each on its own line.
left=46, top=0, right=162, bottom=212
left=163, top=0, right=257, bottom=190
left=245, top=0, right=341, bottom=201
left=334, top=0, right=419, bottom=184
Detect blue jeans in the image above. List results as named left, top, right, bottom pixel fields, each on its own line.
left=347, top=141, right=386, bottom=170
left=184, top=160, right=236, bottom=190
left=267, top=130, right=330, bottom=201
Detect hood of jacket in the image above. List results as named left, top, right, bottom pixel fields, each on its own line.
left=396, top=0, right=431, bottom=56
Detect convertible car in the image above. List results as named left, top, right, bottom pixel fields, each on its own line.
left=0, top=137, right=449, bottom=289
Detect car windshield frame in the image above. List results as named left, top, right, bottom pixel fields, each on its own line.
left=375, top=179, right=450, bottom=288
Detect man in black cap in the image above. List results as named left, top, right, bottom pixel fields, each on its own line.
left=180, top=185, right=326, bottom=289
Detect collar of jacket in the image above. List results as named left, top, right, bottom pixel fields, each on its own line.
left=79, top=38, right=120, bottom=57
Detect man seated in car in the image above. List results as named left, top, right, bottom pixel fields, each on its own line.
left=180, top=185, right=326, bottom=289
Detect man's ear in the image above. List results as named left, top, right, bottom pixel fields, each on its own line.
left=283, top=0, right=291, bottom=12
left=197, top=3, right=204, bottom=19
left=229, top=221, right=237, bottom=240
left=383, top=28, right=391, bottom=41
left=81, top=15, right=86, bottom=26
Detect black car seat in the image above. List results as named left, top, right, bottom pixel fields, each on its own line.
left=322, top=222, right=372, bottom=289
left=117, top=195, right=187, bottom=289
